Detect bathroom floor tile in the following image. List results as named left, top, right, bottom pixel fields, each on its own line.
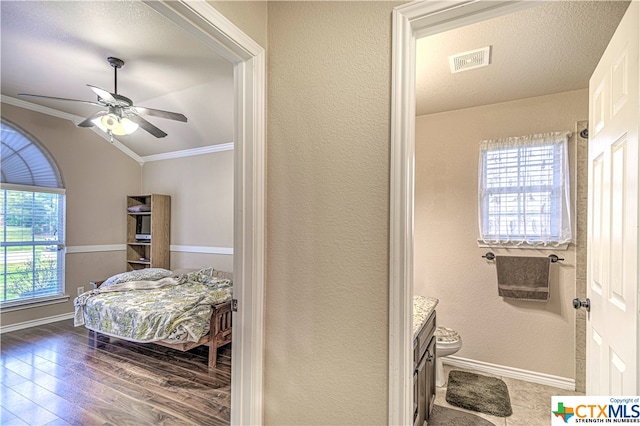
left=434, top=365, right=584, bottom=426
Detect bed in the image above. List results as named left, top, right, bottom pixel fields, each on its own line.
left=73, top=267, right=233, bottom=369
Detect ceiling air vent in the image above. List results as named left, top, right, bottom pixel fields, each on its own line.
left=449, top=46, right=491, bottom=73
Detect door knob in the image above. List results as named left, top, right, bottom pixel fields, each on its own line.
left=573, top=298, right=591, bottom=312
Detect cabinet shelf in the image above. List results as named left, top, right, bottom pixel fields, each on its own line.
left=126, top=194, right=170, bottom=271
left=127, top=260, right=151, bottom=265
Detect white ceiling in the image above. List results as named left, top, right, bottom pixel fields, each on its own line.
left=1, top=1, right=631, bottom=157
left=1, top=1, right=234, bottom=158
left=416, top=1, right=630, bottom=116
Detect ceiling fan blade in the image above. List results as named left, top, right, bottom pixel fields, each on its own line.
left=87, top=84, right=118, bottom=104
left=18, top=93, right=103, bottom=107
left=127, top=114, right=167, bottom=138
left=130, top=106, right=187, bottom=122
left=77, top=110, right=108, bottom=128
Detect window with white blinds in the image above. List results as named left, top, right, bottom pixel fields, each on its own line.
left=478, top=132, right=572, bottom=247
left=1, top=119, right=66, bottom=307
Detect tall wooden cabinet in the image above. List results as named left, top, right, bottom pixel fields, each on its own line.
left=126, top=194, right=170, bottom=271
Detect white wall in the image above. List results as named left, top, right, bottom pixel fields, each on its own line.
left=415, top=89, right=588, bottom=378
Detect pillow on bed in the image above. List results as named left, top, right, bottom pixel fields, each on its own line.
left=176, top=267, right=214, bottom=284
left=101, top=268, right=173, bottom=287
left=176, top=267, right=232, bottom=285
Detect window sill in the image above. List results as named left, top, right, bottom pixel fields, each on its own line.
left=0, top=295, right=70, bottom=313
left=477, top=241, right=570, bottom=251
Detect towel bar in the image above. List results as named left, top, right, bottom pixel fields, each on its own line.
left=481, top=252, right=564, bottom=263
left=548, top=254, right=564, bottom=263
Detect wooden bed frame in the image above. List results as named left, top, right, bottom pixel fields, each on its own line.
left=88, top=280, right=232, bottom=369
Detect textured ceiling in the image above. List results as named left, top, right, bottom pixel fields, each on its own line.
left=1, top=1, right=631, bottom=154
left=416, top=1, right=630, bottom=116
left=1, top=1, right=234, bottom=158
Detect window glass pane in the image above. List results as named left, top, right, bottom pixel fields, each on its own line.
left=1, top=189, right=64, bottom=303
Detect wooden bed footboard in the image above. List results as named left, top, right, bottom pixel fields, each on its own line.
left=88, top=300, right=232, bottom=369
left=209, top=300, right=232, bottom=368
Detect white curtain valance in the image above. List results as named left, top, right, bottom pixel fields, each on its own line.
left=478, top=131, right=572, bottom=247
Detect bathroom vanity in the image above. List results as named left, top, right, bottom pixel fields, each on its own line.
left=413, top=296, right=438, bottom=426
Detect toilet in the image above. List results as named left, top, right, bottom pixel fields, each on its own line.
left=435, top=325, right=462, bottom=387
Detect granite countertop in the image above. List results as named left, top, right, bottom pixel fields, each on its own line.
left=413, top=295, right=438, bottom=339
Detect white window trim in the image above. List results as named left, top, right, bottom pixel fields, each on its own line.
left=0, top=183, right=66, bottom=195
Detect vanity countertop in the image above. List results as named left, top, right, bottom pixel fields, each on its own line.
left=413, top=295, right=438, bottom=339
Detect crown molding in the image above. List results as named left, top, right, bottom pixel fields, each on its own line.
left=142, top=142, right=233, bottom=163
left=1, top=95, right=144, bottom=164
left=2, top=95, right=79, bottom=121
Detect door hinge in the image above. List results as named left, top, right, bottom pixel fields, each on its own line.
left=231, top=299, right=238, bottom=312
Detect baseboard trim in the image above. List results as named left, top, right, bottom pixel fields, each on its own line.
left=443, top=355, right=576, bottom=391
left=0, top=312, right=74, bottom=334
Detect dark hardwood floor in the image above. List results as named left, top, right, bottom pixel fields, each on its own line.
left=0, top=319, right=231, bottom=425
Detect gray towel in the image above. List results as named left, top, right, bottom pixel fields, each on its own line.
left=495, top=256, right=550, bottom=301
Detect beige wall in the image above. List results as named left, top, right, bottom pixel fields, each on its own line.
left=1, top=103, right=141, bottom=326
left=207, top=1, right=268, bottom=48
left=414, top=89, right=588, bottom=378
left=266, top=2, right=398, bottom=424
left=141, top=151, right=234, bottom=273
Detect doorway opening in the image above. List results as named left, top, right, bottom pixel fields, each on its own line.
left=389, top=1, right=632, bottom=423
left=145, top=2, right=266, bottom=424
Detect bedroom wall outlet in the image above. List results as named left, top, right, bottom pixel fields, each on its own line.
left=77, top=286, right=84, bottom=296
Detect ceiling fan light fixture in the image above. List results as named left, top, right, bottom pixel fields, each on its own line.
left=20, top=56, right=186, bottom=139
left=100, top=113, right=139, bottom=135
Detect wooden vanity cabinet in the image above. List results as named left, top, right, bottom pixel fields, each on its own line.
left=414, top=310, right=436, bottom=426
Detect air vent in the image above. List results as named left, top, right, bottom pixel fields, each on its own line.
left=449, top=46, right=491, bottom=73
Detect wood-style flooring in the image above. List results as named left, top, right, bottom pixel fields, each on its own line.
left=0, top=319, right=231, bottom=425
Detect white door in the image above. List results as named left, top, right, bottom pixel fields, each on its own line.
left=587, top=1, right=639, bottom=395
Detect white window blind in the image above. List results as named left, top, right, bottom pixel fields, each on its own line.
left=1, top=119, right=66, bottom=307
left=478, top=132, right=572, bottom=247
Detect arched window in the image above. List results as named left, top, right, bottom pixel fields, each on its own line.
left=1, top=118, right=66, bottom=307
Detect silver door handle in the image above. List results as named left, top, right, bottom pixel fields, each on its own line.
left=573, top=298, right=591, bottom=312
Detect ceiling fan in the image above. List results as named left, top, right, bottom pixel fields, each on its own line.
left=19, top=57, right=187, bottom=138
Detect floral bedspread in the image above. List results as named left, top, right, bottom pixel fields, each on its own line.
left=74, top=270, right=232, bottom=344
